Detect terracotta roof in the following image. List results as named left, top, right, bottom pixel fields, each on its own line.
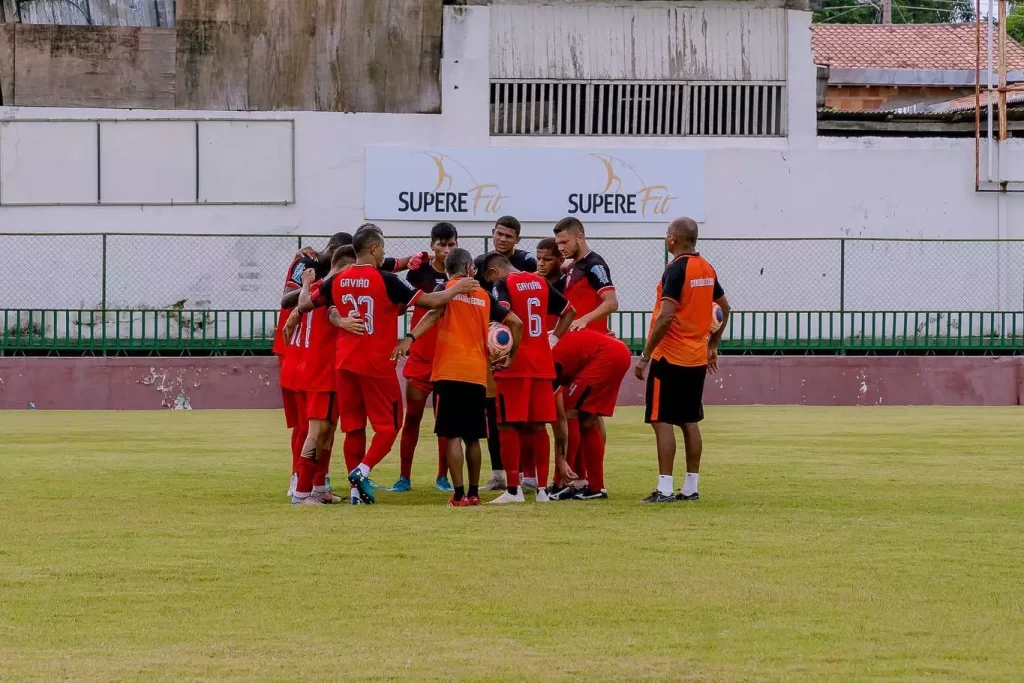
left=811, top=23, right=1024, bottom=71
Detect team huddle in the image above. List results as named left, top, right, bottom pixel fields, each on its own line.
left=275, top=215, right=728, bottom=506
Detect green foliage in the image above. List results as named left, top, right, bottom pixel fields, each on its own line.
left=814, top=0, right=975, bottom=23
left=1008, top=5, right=1024, bottom=44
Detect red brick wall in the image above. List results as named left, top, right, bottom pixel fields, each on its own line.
left=826, top=85, right=972, bottom=111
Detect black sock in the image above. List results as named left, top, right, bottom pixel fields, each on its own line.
left=454, top=486, right=465, bottom=501
left=468, top=484, right=479, bottom=498
left=507, top=486, right=519, bottom=496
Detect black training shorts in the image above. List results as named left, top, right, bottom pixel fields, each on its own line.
left=644, top=358, right=707, bottom=426
left=434, top=380, right=489, bottom=441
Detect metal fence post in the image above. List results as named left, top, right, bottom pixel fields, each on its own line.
left=839, top=238, right=846, bottom=355
left=484, top=236, right=490, bottom=253
left=101, top=234, right=108, bottom=311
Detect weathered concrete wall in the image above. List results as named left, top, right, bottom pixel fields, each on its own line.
left=1, top=356, right=1020, bottom=410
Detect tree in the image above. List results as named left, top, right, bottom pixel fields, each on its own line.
left=814, top=0, right=975, bottom=23
left=1008, top=5, right=1024, bottom=44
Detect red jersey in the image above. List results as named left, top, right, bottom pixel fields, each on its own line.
left=294, top=279, right=340, bottom=393
left=328, top=264, right=422, bottom=378
left=279, top=308, right=307, bottom=391
left=564, top=251, right=615, bottom=333
left=553, top=328, right=630, bottom=384
left=274, top=256, right=329, bottom=356
left=492, top=271, right=571, bottom=379
left=543, top=276, right=567, bottom=332
left=406, top=261, right=449, bottom=365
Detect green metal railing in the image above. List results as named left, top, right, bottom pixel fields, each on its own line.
left=3, top=308, right=1022, bottom=355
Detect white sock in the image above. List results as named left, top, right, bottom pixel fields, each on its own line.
left=657, top=475, right=673, bottom=495
left=312, top=485, right=327, bottom=494
left=682, top=473, right=699, bottom=496
left=492, top=470, right=504, bottom=479
left=357, top=463, right=371, bottom=477
left=350, top=487, right=359, bottom=499
left=523, top=476, right=538, bottom=487
left=294, top=491, right=310, bottom=499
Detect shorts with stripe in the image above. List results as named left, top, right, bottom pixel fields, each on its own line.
left=337, top=370, right=403, bottom=434
left=304, top=391, right=338, bottom=423
left=644, top=358, right=706, bottom=426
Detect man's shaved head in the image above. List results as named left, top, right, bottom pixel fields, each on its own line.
left=668, top=217, right=698, bottom=246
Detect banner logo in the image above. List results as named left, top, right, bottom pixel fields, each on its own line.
left=397, top=153, right=507, bottom=216
left=567, top=154, right=677, bottom=218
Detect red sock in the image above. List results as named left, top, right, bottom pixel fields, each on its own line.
left=566, top=417, right=582, bottom=479
left=297, top=455, right=316, bottom=494
left=362, top=429, right=399, bottom=470
left=290, top=427, right=306, bottom=476
left=522, top=438, right=536, bottom=479
left=344, top=430, right=366, bottom=474
left=313, top=445, right=333, bottom=487
left=399, top=398, right=426, bottom=479
left=436, top=437, right=449, bottom=478
left=499, top=429, right=521, bottom=487
left=533, top=430, right=551, bottom=488
left=581, top=422, right=605, bottom=491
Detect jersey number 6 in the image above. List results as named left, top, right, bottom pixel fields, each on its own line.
left=527, top=297, right=543, bottom=338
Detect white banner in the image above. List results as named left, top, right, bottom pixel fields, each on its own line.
left=364, top=146, right=705, bottom=223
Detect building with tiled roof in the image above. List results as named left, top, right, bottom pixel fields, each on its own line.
left=811, top=23, right=1024, bottom=111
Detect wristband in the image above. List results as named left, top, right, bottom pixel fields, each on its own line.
left=406, top=332, right=416, bottom=342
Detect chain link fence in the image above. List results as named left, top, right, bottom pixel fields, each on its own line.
left=2, top=234, right=1023, bottom=350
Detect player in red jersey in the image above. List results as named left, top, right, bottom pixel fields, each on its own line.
left=480, top=252, right=575, bottom=504
left=548, top=328, right=632, bottom=500
left=282, top=246, right=362, bottom=504
left=553, top=217, right=618, bottom=334
left=390, top=222, right=459, bottom=494
left=295, top=229, right=476, bottom=504
left=276, top=232, right=351, bottom=496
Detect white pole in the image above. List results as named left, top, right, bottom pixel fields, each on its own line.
left=987, top=5, right=994, bottom=182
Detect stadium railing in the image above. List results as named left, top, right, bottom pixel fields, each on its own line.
left=1, top=235, right=1022, bottom=355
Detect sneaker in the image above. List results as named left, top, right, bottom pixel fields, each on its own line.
left=489, top=490, right=526, bottom=505
left=349, top=490, right=361, bottom=506
left=347, top=468, right=376, bottom=505
left=447, top=496, right=470, bottom=507
left=521, top=478, right=539, bottom=493
left=466, top=495, right=481, bottom=506
left=676, top=491, right=700, bottom=502
left=481, top=475, right=507, bottom=491
left=536, top=489, right=550, bottom=503
left=640, top=491, right=677, bottom=504
left=435, top=476, right=454, bottom=492
left=547, top=484, right=576, bottom=501
left=291, top=493, right=324, bottom=506
left=319, top=491, right=343, bottom=504
left=389, top=477, right=412, bottom=493
left=573, top=487, right=609, bottom=501
left=325, top=475, right=333, bottom=494
left=287, top=473, right=298, bottom=497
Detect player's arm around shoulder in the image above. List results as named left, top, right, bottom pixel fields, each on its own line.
left=416, top=276, right=476, bottom=309
left=392, top=308, right=442, bottom=360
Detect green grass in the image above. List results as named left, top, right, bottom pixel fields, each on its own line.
left=1, top=407, right=1023, bottom=682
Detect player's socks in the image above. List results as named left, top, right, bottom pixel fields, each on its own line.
left=522, top=443, right=536, bottom=482
left=453, top=485, right=466, bottom=501
left=436, top=438, right=449, bottom=478
left=344, top=430, right=366, bottom=473
left=580, top=422, right=606, bottom=492
left=398, top=400, right=426, bottom=479
left=566, top=417, right=582, bottom=479
left=499, top=430, right=522, bottom=488
left=362, top=429, right=399, bottom=469
left=657, top=475, right=674, bottom=496
left=290, top=427, right=304, bottom=479
left=506, top=486, right=519, bottom=496
left=313, top=446, right=333, bottom=488
left=533, top=430, right=551, bottom=488
left=297, top=456, right=316, bottom=496
left=682, top=473, right=699, bottom=497
left=468, top=484, right=479, bottom=498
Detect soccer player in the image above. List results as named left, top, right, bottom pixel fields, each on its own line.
left=394, top=248, right=522, bottom=507
left=276, top=232, right=351, bottom=496
left=480, top=252, right=575, bottom=504
left=474, top=216, right=537, bottom=492
left=552, top=217, right=618, bottom=333
left=295, top=230, right=476, bottom=505
left=390, top=221, right=459, bottom=494
left=635, top=218, right=730, bottom=504
left=547, top=328, right=632, bottom=501
left=282, top=246, right=362, bottom=504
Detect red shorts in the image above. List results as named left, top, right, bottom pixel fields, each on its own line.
left=564, top=350, right=631, bottom=417
left=402, top=357, right=434, bottom=395
left=304, top=391, right=338, bottom=423
left=282, top=387, right=303, bottom=429
left=496, top=377, right=557, bottom=424
left=337, top=370, right=403, bottom=433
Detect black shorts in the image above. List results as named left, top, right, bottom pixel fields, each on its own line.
left=644, top=359, right=707, bottom=426
left=434, top=380, right=489, bottom=441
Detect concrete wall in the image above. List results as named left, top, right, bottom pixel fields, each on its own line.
left=1, top=356, right=1020, bottom=409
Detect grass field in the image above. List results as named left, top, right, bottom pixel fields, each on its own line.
left=1, top=406, right=1022, bottom=682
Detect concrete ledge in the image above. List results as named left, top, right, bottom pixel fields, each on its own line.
left=0, top=356, right=1020, bottom=410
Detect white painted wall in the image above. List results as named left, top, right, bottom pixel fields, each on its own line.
left=0, top=4, right=1022, bottom=319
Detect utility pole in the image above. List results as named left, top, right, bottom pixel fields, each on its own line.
left=881, top=0, right=893, bottom=23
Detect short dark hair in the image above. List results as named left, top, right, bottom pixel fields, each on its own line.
left=445, top=248, right=474, bottom=276
left=355, top=222, right=382, bottom=236
left=553, top=217, right=584, bottom=235
left=480, top=251, right=511, bottom=275
left=353, top=229, right=384, bottom=254
left=431, top=222, right=458, bottom=243
left=332, top=245, right=357, bottom=267
left=536, top=237, right=559, bottom=254
left=327, top=232, right=353, bottom=247
left=494, top=215, right=521, bottom=237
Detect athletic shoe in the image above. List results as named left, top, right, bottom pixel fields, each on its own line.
left=547, top=484, right=577, bottom=501
left=368, top=478, right=382, bottom=490
left=536, top=489, right=550, bottom=503
left=676, top=491, right=700, bottom=502
left=291, top=494, right=324, bottom=506
left=435, top=476, right=454, bottom=492
left=522, top=478, right=538, bottom=493
left=573, top=487, right=608, bottom=501
left=325, top=475, right=333, bottom=494
left=481, top=475, right=507, bottom=491
left=489, top=490, right=526, bottom=504
left=466, top=495, right=481, bottom=506
left=287, top=473, right=297, bottom=497
left=389, top=477, right=412, bottom=493
left=640, top=491, right=676, bottom=504
left=447, top=496, right=470, bottom=507
left=347, top=469, right=376, bottom=505
left=349, top=490, right=361, bottom=506
left=320, top=491, right=343, bottom=504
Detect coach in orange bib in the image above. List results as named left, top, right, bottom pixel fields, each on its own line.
left=635, top=218, right=730, bottom=504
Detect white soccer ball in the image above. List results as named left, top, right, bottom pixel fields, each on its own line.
left=488, top=322, right=514, bottom=360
